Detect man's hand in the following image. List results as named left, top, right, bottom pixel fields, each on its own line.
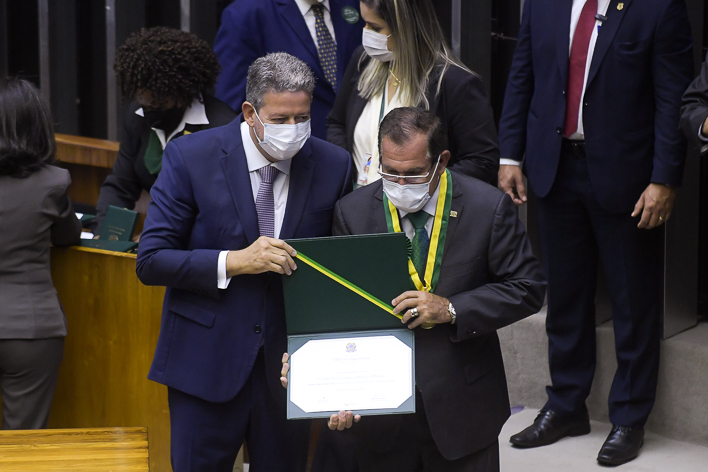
left=498, top=165, right=527, bottom=206
left=631, top=183, right=676, bottom=229
left=280, top=352, right=290, bottom=388
left=328, top=411, right=361, bottom=431
left=226, top=236, right=297, bottom=277
left=702, top=117, right=708, bottom=137
left=393, top=291, right=451, bottom=329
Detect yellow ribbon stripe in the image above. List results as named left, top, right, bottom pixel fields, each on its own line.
left=294, top=252, right=402, bottom=320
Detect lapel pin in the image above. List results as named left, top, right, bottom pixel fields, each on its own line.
left=617, top=3, right=624, bottom=10
left=450, top=211, right=458, bottom=218
left=341, top=6, right=360, bottom=24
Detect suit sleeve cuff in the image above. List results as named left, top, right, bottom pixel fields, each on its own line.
left=217, top=251, right=232, bottom=289
left=500, top=158, right=522, bottom=166
left=699, top=121, right=708, bottom=142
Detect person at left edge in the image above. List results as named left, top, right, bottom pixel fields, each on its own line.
left=136, top=52, right=353, bottom=472
left=213, top=0, right=364, bottom=140
left=94, top=27, right=237, bottom=234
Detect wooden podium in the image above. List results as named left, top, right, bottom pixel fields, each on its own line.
left=48, top=246, right=169, bottom=472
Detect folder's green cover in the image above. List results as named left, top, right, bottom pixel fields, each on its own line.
left=99, top=205, right=139, bottom=241
left=283, top=233, right=411, bottom=335
left=79, top=239, right=138, bottom=253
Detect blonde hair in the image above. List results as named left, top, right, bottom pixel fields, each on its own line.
left=358, top=0, right=472, bottom=108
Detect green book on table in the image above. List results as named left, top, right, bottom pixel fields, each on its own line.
left=99, top=205, right=139, bottom=241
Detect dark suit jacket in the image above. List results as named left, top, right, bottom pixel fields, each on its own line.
left=213, top=0, right=364, bottom=139
left=680, top=51, right=708, bottom=155
left=136, top=117, right=353, bottom=404
left=327, top=46, right=500, bottom=185
left=0, top=165, right=81, bottom=339
left=95, top=94, right=237, bottom=232
left=498, top=0, right=693, bottom=212
left=332, top=173, right=546, bottom=460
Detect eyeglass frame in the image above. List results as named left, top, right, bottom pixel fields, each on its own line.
left=377, top=155, right=441, bottom=184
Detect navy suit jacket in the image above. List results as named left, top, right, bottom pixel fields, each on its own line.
left=136, top=118, right=352, bottom=403
left=213, top=0, right=364, bottom=139
left=498, top=0, right=693, bottom=212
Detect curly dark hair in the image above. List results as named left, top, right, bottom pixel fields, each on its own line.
left=0, top=78, right=55, bottom=178
left=114, top=27, right=221, bottom=106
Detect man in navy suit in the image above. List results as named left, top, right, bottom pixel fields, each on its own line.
left=213, top=0, right=364, bottom=140
left=497, top=0, right=693, bottom=466
left=136, top=52, right=352, bottom=472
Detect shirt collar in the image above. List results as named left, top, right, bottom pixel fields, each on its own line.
left=135, top=95, right=209, bottom=148
left=399, top=182, right=441, bottom=219
left=239, top=121, right=292, bottom=176
left=294, top=0, right=330, bottom=15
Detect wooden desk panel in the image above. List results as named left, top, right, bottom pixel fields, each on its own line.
left=0, top=427, right=148, bottom=471
left=49, top=247, right=168, bottom=472
left=55, top=134, right=120, bottom=169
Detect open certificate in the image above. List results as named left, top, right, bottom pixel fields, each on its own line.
left=287, top=330, right=415, bottom=419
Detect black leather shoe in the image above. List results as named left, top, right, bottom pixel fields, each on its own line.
left=510, top=409, right=590, bottom=448
left=597, top=425, right=644, bottom=466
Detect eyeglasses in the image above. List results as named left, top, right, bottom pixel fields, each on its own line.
left=377, top=156, right=440, bottom=184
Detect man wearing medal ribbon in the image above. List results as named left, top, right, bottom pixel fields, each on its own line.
left=283, top=107, right=546, bottom=471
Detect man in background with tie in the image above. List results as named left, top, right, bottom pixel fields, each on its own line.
left=498, top=0, right=693, bottom=466
left=136, top=52, right=352, bottom=472
left=213, top=0, right=364, bottom=139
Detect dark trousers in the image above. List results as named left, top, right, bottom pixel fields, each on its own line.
left=0, top=337, right=64, bottom=429
left=355, top=393, right=500, bottom=472
left=168, top=349, right=309, bottom=472
left=537, top=142, right=663, bottom=428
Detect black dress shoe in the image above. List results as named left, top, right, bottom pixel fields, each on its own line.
left=510, top=409, right=590, bottom=448
left=597, top=425, right=644, bottom=466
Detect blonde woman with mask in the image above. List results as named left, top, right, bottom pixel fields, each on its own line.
left=327, top=0, right=499, bottom=188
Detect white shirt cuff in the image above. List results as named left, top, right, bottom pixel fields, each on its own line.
left=500, top=158, right=522, bottom=166
left=698, top=121, right=708, bottom=142
left=217, top=250, right=232, bottom=289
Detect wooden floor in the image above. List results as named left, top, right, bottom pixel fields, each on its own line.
left=0, top=427, right=148, bottom=471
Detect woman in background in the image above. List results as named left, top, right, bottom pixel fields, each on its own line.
left=0, top=78, right=81, bottom=429
left=327, top=0, right=499, bottom=187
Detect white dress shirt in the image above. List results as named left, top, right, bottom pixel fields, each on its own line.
left=294, top=0, right=337, bottom=47
left=135, top=95, right=209, bottom=149
left=217, top=121, right=292, bottom=289
left=501, top=0, right=611, bottom=166
left=353, top=87, right=404, bottom=186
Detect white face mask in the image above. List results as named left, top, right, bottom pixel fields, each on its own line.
left=362, top=29, right=394, bottom=62
left=381, top=159, right=441, bottom=213
left=253, top=109, right=311, bottom=161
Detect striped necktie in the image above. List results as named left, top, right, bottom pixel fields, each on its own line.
left=311, top=4, right=338, bottom=91
left=407, top=211, right=430, bottom=277
left=256, top=166, right=279, bottom=238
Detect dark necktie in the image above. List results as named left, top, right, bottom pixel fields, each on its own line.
left=256, top=166, right=279, bottom=238
left=564, top=0, right=598, bottom=138
left=311, top=4, right=338, bottom=91
left=408, top=211, right=430, bottom=278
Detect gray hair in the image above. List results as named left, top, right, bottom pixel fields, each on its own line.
left=245, top=52, right=316, bottom=110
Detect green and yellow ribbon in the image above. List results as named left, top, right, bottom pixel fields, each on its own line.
left=294, top=252, right=402, bottom=320
left=383, top=169, right=452, bottom=294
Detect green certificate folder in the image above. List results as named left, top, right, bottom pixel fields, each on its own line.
left=100, top=205, right=139, bottom=241
left=283, top=233, right=411, bottom=335
left=283, top=233, right=416, bottom=420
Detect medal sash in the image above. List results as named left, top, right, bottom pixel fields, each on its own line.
left=383, top=169, right=452, bottom=294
